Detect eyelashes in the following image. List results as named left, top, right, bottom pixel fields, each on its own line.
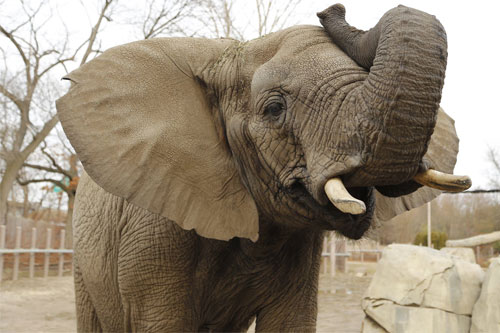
left=263, top=93, right=287, bottom=122
left=264, top=101, right=285, bottom=118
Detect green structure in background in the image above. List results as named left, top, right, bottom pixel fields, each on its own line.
left=53, top=177, right=70, bottom=193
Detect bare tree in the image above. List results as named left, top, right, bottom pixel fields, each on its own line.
left=141, top=0, right=196, bottom=39
left=198, top=0, right=301, bottom=40
left=486, top=146, right=500, bottom=188
left=0, top=0, right=115, bottom=224
left=199, top=0, right=243, bottom=39
left=113, top=0, right=205, bottom=40
left=254, top=0, right=300, bottom=37
left=18, top=140, right=79, bottom=246
left=2, top=0, right=200, bottom=241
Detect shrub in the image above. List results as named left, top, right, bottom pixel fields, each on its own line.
left=492, top=241, right=500, bottom=254
left=413, top=231, right=448, bottom=250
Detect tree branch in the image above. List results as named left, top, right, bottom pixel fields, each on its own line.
left=40, top=144, right=73, bottom=178
left=16, top=176, right=67, bottom=192
left=80, top=0, right=114, bottom=65
left=0, top=25, right=31, bottom=83
left=38, top=56, right=75, bottom=78
left=0, top=83, right=23, bottom=110
left=13, top=108, right=29, bottom=152
left=23, top=162, right=59, bottom=173
left=19, top=114, right=58, bottom=160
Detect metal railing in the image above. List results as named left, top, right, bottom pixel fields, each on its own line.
left=0, top=225, right=73, bottom=282
left=320, top=237, right=384, bottom=276
left=1, top=228, right=385, bottom=282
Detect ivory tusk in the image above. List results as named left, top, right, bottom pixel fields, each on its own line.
left=413, top=169, right=472, bottom=192
left=324, top=178, right=366, bottom=215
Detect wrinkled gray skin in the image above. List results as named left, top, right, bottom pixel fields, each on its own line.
left=58, top=4, right=450, bottom=332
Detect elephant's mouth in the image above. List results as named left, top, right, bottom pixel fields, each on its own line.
left=287, top=181, right=375, bottom=239
left=283, top=165, right=470, bottom=239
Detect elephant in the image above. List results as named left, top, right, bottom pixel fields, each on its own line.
left=56, top=3, right=471, bottom=332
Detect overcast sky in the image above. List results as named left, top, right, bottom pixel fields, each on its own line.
left=4, top=0, right=500, bottom=190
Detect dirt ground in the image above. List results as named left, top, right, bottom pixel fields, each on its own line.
left=0, top=273, right=372, bottom=333
left=0, top=277, right=76, bottom=333
left=316, top=274, right=372, bottom=332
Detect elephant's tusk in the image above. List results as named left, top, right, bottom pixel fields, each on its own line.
left=324, top=178, right=366, bottom=215
left=413, top=169, right=472, bottom=192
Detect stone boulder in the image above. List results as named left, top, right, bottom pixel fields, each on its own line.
left=440, top=247, right=476, bottom=263
left=471, top=257, right=500, bottom=333
left=361, top=316, right=386, bottom=333
left=362, top=244, right=484, bottom=333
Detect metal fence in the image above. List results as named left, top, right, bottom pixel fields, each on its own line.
left=320, top=237, right=383, bottom=276
left=0, top=225, right=73, bottom=282
left=2, top=225, right=380, bottom=282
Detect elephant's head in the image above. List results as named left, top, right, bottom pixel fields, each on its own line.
left=56, top=4, right=470, bottom=241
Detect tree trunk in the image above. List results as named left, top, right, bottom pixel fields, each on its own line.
left=0, top=115, right=58, bottom=225
left=57, top=193, right=62, bottom=221
left=65, top=194, right=75, bottom=248
left=0, top=190, right=8, bottom=225
left=22, top=185, right=29, bottom=217
left=0, top=162, right=22, bottom=224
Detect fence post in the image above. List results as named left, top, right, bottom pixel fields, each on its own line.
left=361, top=251, right=364, bottom=263
left=29, top=228, right=37, bottom=278
left=30, top=228, right=37, bottom=278
left=336, top=240, right=346, bottom=273
left=329, top=239, right=336, bottom=277
left=13, top=226, right=22, bottom=280
left=58, top=230, right=66, bottom=277
left=0, top=225, right=5, bottom=283
left=44, top=229, right=52, bottom=278
left=323, top=237, right=328, bottom=274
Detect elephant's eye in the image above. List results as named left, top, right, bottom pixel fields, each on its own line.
left=264, top=101, right=285, bottom=119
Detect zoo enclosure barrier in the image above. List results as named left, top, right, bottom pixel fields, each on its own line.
left=321, top=237, right=383, bottom=276
left=0, top=225, right=73, bottom=283
left=1, top=227, right=384, bottom=282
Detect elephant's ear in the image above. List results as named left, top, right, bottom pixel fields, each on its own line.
left=56, top=38, right=259, bottom=242
left=374, top=108, right=458, bottom=221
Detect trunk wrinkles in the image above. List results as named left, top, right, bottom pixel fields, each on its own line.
left=320, top=5, right=447, bottom=187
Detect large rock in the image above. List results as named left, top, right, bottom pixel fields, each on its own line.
left=440, top=247, right=476, bottom=263
left=361, top=316, right=387, bottom=333
left=362, top=244, right=484, bottom=333
left=362, top=300, right=470, bottom=333
left=471, top=257, right=500, bottom=333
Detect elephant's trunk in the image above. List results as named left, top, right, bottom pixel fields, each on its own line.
left=318, top=4, right=447, bottom=186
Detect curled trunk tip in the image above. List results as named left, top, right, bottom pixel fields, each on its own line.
left=318, top=3, right=379, bottom=69
left=317, top=3, right=346, bottom=21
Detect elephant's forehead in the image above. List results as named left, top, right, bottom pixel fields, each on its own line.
left=286, top=44, right=359, bottom=79
left=251, top=26, right=361, bottom=94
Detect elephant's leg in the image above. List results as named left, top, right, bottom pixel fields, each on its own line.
left=255, top=236, right=322, bottom=333
left=255, top=287, right=318, bottom=333
left=117, top=207, right=199, bottom=332
left=73, top=259, right=102, bottom=332
left=72, top=175, right=126, bottom=332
